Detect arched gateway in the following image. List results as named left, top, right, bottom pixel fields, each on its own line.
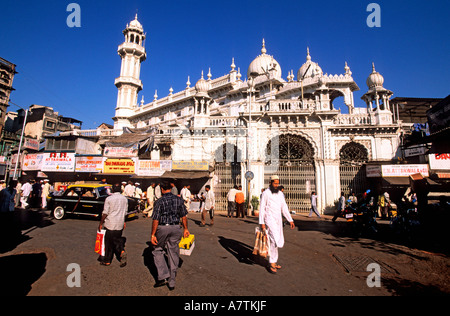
left=265, top=134, right=316, bottom=213
left=339, top=142, right=369, bottom=196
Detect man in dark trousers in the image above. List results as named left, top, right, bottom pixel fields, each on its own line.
left=98, top=183, right=128, bottom=267
left=151, top=181, right=189, bottom=291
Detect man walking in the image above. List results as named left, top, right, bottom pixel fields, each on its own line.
left=200, top=185, right=215, bottom=226
left=308, top=191, right=321, bottom=218
left=151, top=181, right=189, bottom=290
left=41, top=179, right=51, bottom=209
left=98, top=183, right=128, bottom=267
left=143, top=182, right=155, bottom=218
left=332, top=192, right=346, bottom=222
left=259, top=175, right=295, bottom=274
left=20, top=180, right=32, bottom=209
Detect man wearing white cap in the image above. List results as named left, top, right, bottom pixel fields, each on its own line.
left=259, top=175, right=295, bottom=274
left=41, top=179, right=51, bottom=209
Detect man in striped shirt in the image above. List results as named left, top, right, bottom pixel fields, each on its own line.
left=151, top=181, right=189, bottom=290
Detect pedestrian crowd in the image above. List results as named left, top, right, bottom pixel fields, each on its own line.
left=3, top=175, right=423, bottom=291
left=0, top=178, right=54, bottom=210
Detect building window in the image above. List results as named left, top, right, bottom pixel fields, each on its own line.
left=45, top=120, right=56, bottom=130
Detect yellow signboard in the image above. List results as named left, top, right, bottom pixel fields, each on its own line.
left=172, top=161, right=209, bottom=171
left=103, top=158, right=136, bottom=174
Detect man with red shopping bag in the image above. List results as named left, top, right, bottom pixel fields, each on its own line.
left=98, top=183, right=128, bottom=267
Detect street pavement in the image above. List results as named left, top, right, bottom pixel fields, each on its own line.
left=0, top=208, right=449, bottom=297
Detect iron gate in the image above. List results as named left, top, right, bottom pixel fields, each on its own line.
left=214, top=162, right=242, bottom=211
left=339, top=164, right=368, bottom=196
left=339, top=142, right=369, bottom=196
left=264, top=161, right=316, bottom=213
left=264, top=133, right=317, bottom=213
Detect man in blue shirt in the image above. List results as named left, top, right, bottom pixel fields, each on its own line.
left=151, top=181, right=189, bottom=290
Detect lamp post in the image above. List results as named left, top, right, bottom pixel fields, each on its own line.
left=9, top=102, right=29, bottom=180
left=246, top=77, right=255, bottom=216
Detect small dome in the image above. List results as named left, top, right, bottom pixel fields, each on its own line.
left=128, top=14, right=143, bottom=31
left=297, top=48, right=322, bottom=80
left=195, top=71, right=210, bottom=96
left=247, top=39, right=282, bottom=79
left=366, top=63, right=384, bottom=89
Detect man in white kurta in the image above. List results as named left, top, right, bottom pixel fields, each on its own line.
left=259, top=175, right=295, bottom=273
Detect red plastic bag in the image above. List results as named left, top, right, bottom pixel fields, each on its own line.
left=95, top=229, right=106, bottom=256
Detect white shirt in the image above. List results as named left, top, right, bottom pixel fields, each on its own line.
left=103, top=193, right=128, bottom=230
left=123, top=184, right=135, bottom=197
left=227, top=188, right=237, bottom=202
left=21, top=182, right=32, bottom=197
left=204, top=190, right=215, bottom=210
left=181, top=187, right=191, bottom=201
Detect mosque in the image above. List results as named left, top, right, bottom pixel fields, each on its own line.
left=111, top=15, right=402, bottom=213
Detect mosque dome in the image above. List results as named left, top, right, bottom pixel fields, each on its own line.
left=366, top=63, right=384, bottom=89
left=195, top=71, right=210, bottom=96
left=247, top=39, right=282, bottom=79
left=297, top=48, right=322, bottom=81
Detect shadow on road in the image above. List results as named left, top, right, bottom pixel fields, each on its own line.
left=293, top=217, right=450, bottom=257
left=0, top=253, right=47, bottom=296
left=218, top=236, right=266, bottom=268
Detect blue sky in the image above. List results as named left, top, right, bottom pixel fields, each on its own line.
left=1, top=0, right=449, bottom=129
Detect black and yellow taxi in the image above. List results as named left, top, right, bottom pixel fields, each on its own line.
left=48, top=183, right=139, bottom=220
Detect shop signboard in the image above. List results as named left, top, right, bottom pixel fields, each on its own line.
left=103, top=158, right=136, bottom=174
left=172, top=161, right=208, bottom=171
left=137, top=160, right=172, bottom=176
left=381, top=164, right=429, bottom=177
left=428, top=153, right=450, bottom=170
left=41, top=152, right=75, bottom=172
left=104, top=144, right=138, bottom=157
left=22, top=153, right=44, bottom=171
left=75, top=156, right=104, bottom=173
left=366, top=165, right=382, bottom=177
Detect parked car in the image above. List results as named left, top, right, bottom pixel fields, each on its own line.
left=48, top=184, right=139, bottom=220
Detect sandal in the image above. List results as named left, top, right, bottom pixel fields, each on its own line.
left=268, top=265, right=277, bottom=274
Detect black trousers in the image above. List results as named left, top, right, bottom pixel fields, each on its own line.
left=104, top=229, right=125, bottom=264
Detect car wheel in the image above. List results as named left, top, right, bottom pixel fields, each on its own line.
left=53, top=206, right=66, bottom=220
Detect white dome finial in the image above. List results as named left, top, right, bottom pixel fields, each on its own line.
left=186, top=76, right=191, bottom=88
left=261, top=38, right=267, bottom=55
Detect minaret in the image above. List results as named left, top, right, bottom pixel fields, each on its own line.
left=113, top=14, right=146, bottom=129
left=361, top=63, right=394, bottom=125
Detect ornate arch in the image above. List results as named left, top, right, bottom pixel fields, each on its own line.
left=265, top=133, right=316, bottom=165
left=339, top=141, right=369, bottom=165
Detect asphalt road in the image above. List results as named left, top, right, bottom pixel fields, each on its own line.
left=1, top=209, right=449, bottom=297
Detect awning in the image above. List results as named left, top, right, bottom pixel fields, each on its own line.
left=382, top=177, right=411, bottom=186
left=131, top=170, right=210, bottom=180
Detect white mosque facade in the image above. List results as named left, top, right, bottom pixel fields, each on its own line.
left=111, top=16, right=402, bottom=213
